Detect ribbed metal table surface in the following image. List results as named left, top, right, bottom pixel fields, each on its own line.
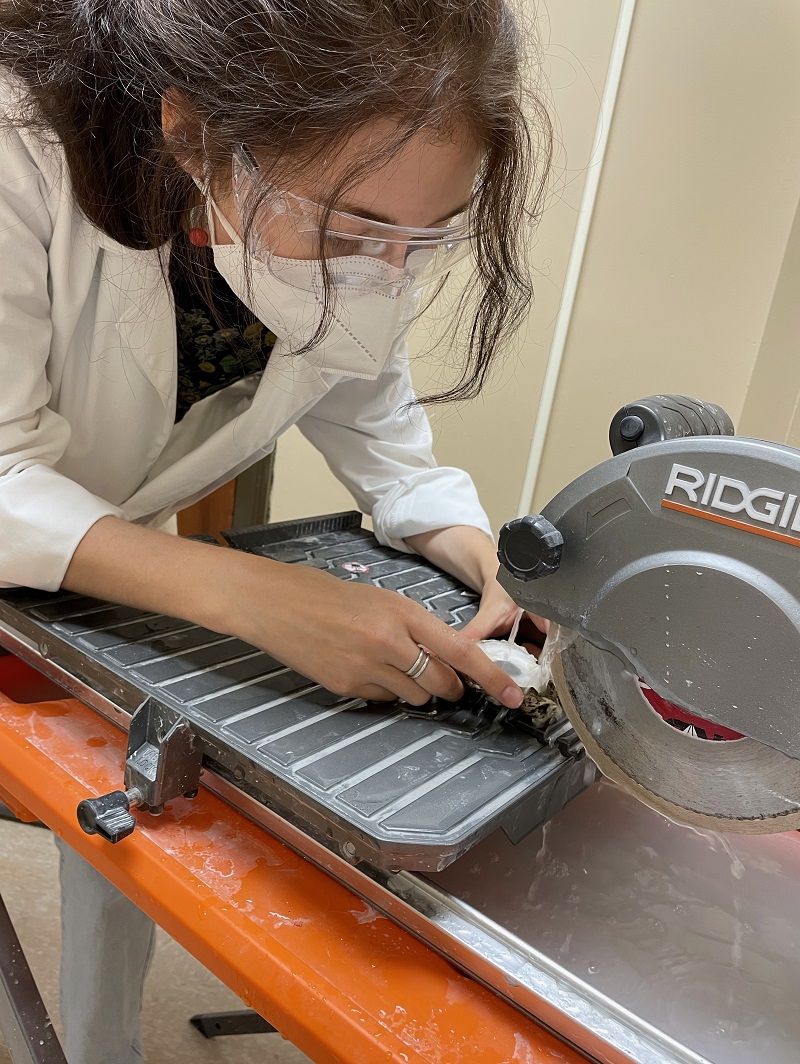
left=0, top=513, right=591, bottom=871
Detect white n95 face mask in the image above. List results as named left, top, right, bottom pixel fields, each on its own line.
left=206, top=197, right=418, bottom=377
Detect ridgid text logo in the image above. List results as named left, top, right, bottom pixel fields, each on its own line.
left=662, top=463, right=800, bottom=546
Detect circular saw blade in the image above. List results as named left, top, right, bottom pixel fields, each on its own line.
left=550, top=629, right=800, bottom=833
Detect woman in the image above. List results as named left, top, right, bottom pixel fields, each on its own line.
left=0, top=1, right=550, bottom=1061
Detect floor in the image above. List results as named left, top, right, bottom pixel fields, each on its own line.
left=0, top=816, right=314, bottom=1064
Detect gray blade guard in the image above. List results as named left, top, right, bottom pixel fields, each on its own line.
left=498, top=433, right=800, bottom=761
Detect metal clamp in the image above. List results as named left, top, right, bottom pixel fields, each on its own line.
left=77, top=696, right=202, bottom=844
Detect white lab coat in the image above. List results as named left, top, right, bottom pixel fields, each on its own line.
left=0, top=93, right=492, bottom=591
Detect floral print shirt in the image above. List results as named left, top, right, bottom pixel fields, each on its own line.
left=169, top=235, right=277, bottom=422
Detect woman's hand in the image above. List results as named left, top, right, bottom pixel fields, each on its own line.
left=222, top=557, right=525, bottom=708
left=459, top=576, right=549, bottom=652
left=404, top=524, right=549, bottom=651
left=64, top=516, right=527, bottom=710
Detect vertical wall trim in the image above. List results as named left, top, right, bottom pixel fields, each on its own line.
left=739, top=190, right=800, bottom=445
left=516, top=0, right=638, bottom=516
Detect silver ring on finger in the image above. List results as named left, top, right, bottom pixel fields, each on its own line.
left=405, top=648, right=431, bottom=680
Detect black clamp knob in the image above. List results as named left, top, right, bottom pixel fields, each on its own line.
left=77, top=790, right=137, bottom=844
left=498, top=515, right=563, bottom=581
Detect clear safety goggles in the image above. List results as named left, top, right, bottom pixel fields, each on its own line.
left=232, top=146, right=474, bottom=294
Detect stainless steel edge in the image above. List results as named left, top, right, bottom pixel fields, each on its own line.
left=386, top=874, right=709, bottom=1064
left=203, top=770, right=708, bottom=1064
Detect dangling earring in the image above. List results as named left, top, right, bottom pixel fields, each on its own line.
left=188, top=204, right=209, bottom=247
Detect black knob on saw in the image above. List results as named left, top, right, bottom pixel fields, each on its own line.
left=77, top=790, right=136, bottom=844
left=609, top=395, right=734, bottom=456
left=618, top=414, right=645, bottom=442
left=498, top=515, right=563, bottom=581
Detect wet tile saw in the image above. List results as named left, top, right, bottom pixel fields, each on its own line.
left=498, top=393, right=800, bottom=833
left=4, top=391, right=800, bottom=1064
left=0, top=391, right=794, bottom=879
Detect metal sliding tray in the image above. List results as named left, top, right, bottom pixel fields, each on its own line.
left=0, top=513, right=593, bottom=872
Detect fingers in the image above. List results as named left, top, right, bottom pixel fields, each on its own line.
left=415, top=655, right=464, bottom=702
left=368, top=651, right=462, bottom=706
left=459, top=587, right=517, bottom=642
left=359, top=683, right=403, bottom=702
left=354, top=652, right=464, bottom=707
left=410, top=618, right=523, bottom=709
left=282, top=582, right=523, bottom=710
left=458, top=615, right=493, bottom=641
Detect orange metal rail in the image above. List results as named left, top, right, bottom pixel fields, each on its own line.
left=0, top=654, right=582, bottom=1064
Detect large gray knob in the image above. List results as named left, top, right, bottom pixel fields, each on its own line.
left=498, top=515, right=563, bottom=581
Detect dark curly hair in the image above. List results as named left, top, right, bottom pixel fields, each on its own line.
left=0, top=0, right=551, bottom=402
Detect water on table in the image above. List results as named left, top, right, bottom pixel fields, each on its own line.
left=432, top=779, right=800, bottom=1064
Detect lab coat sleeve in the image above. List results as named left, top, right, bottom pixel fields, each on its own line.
left=295, top=341, right=494, bottom=552
left=0, top=129, right=123, bottom=590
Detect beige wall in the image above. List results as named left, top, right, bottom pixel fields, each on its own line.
left=271, top=0, right=800, bottom=533
left=534, top=0, right=800, bottom=510
left=739, top=194, right=800, bottom=445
